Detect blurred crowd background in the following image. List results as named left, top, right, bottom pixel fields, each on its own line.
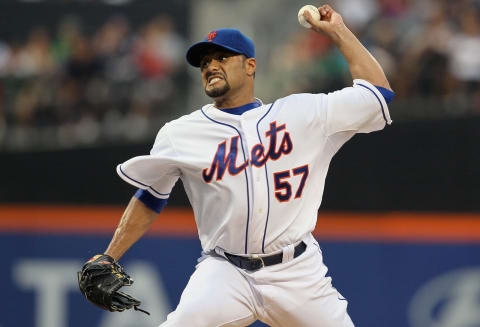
left=0, top=15, right=186, bottom=148
left=0, top=0, right=479, bottom=151
left=0, top=0, right=188, bottom=150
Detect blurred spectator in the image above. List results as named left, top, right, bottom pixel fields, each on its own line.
left=66, top=34, right=103, bottom=80
left=93, top=15, right=136, bottom=81
left=51, top=16, right=81, bottom=66
left=269, top=30, right=348, bottom=96
left=334, top=0, right=379, bottom=32
left=134, top=15, right=184, bottom=79
left=395, top=2, right=454, bottom=97
left=448, top=8, right=480, bottom=92
left=0, top=41, right=10, bottom=75
left=11, top=27, right=55, bottom=77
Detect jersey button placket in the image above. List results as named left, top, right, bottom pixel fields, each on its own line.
left=240, top=118, right=265, bottom=253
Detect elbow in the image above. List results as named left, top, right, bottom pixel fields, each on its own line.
left=379, top=80, right=393, bottom=91
left=365, top=78, right=392, bottom=91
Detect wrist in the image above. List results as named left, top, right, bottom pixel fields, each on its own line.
left=330, top=23, right=351, bottom=45
left=104, top=250, right=121, bottom=261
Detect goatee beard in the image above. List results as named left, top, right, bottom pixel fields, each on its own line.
left=205, top=82, right=231, bottom=98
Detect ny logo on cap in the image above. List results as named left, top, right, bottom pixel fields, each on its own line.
left=206, top=30, right=217, bottom=42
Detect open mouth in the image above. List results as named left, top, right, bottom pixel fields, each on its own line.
left=207, top=74, right=224, bottom=86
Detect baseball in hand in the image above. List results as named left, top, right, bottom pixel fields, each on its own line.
left=298, top=5, right=320, bottom=29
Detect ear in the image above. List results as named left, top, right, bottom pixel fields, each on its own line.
left=245, top=58, right=256, bottom=77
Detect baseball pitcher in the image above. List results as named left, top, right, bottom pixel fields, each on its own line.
left=78, top=5, right=394, bottom=326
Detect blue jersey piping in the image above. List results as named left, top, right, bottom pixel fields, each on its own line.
left=119, top=164, right=170, bottom=197
left=356, top=83, right=388, bottom=124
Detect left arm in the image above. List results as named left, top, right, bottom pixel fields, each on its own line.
left=105, top=195, right=159, bottom=260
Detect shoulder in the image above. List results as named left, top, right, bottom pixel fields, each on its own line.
left=150, top=109, right=206, bottom=154
left=152, top=109, right=203, bottom=138
left=167, top=109, right=205, bottom=126
left=268, top=93, right=326, bottom=116
left=160, top=109, right=208, bottom=133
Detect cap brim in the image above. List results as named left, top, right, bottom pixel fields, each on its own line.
left=186, top=41, right=243, bottom=67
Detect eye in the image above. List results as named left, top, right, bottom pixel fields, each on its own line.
left=218, top=54, right=228, bottom=62
left=200, top=60, right=209, bottom=70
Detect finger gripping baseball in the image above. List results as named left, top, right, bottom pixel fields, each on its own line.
left=78, top=254, right=150, bottom=315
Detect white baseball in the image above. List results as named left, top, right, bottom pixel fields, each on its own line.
left=298, top=5, right=320, bottom=29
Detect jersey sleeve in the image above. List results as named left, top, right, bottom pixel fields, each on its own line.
left=116, top=123, right=180, bottom=199
left=323, top=79, right=392, bottom=136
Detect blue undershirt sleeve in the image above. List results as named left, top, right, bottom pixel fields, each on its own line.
left=374, top=85, right=395, bottom=104
left=134, top=189, right=168, bottom=214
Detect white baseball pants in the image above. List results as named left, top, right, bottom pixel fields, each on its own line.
left=159, top=234, right=354, bottom=327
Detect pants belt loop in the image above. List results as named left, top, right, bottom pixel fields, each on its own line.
left=282, top=244, right=295, bottom=263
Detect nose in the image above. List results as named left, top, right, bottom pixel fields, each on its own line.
left=202, top=58, right=222, bottom=71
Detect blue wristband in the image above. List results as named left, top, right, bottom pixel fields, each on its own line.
left=374, top=85, right=395, bottom=104
left=134, top=189, right=168, bottom=213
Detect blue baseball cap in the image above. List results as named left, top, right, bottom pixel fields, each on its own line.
left=186, top=28, right=255, bottom=67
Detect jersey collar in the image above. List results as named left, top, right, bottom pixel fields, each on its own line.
left=218, top=99, right=262, bottom=115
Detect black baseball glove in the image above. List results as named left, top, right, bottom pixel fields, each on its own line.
left=78, top=254, right=149, bottom=315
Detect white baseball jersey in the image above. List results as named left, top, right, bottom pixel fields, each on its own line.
left=117, top=79, right=391, bottom=255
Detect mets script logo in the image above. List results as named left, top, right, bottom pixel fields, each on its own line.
left=206, top=30, right=217, bottom=42
left=408, top=267, right=480, bottom=327
left=202, top=121, right=292, bottom=183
